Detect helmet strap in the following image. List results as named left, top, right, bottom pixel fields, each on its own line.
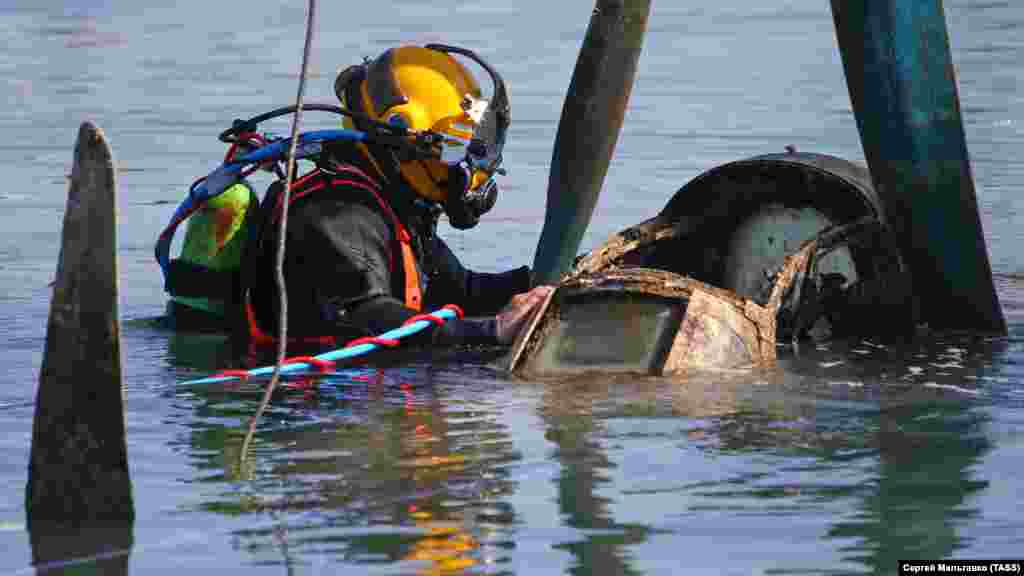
left=377, top=146, right=427, bottom=214
left=353, top=141, right=390, bottom=184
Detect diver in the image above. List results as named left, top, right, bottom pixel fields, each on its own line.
left=157, top=44, right=553, bottom=348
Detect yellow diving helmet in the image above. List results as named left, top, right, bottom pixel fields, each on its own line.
left=334, top=44, right=510, bottom=229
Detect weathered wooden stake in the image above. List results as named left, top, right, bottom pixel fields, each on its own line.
left=531, top=0, right=652, bottom=285
left=27, top=122, right=134, bottom=534
left=831, top=0, right=1005, bottom=333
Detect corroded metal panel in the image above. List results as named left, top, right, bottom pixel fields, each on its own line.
left=509, top=244, right=813, bottom=375
left=505, top=286, right=557, bottom=373
left=662, top=289, right=762, bottom=372
left=570, top=214, right=691, bottom=278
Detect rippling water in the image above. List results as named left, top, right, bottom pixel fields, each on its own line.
left=1, top=1, right=1023, bottom=574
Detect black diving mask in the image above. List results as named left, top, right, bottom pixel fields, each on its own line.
left=423, top=44, right=508, bottom=229
left=424, top=43, right=510, bottom=178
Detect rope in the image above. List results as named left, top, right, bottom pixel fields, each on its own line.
left=242, top=0, right=317, bottom=459
left=183, top=306, right=463, bottom=386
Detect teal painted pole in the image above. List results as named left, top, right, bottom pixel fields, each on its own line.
left=531, top=0, right=651, bottom=286
left=830, top=1, right=1005, bottom=333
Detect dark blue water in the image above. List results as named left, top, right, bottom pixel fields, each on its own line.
left=1, top=1, right=1023, bottom=574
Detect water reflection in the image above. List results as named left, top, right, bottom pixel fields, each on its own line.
left=176, top=363, right=522, bottom=574
left=153, top=309, right=1016, bottom=574
left=528, top=329, right=1008, bottom=574
left=788, top=334, right=1004, bottom=573
left=29, top=523, right=132, bottom=576
left=818, top=334, right=1005, bottom=572
left=539, top=377, right=663, bottom=576
left=830, top=401, right=990, bottom=573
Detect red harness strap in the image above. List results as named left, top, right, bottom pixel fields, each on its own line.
left=245, top=301, right=335, bottom=347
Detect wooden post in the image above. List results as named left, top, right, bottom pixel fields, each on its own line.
left=830, top=1, right=1005, bottom=333
left=30, top=526, right=132, bottom=574
left=531, top=0, right=652, bottom=285
left=27, top=122, right=134, bottom=535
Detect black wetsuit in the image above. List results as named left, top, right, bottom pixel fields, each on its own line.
left=246, top=143, right=530, bottom=346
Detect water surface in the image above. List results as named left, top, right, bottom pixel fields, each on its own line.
left=1, top=1, right=1023, bottom=574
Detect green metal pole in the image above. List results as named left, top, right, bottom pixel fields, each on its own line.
left=531, top=0, right=652, bottom=286
left=830, top=0, right=1005, bottom=333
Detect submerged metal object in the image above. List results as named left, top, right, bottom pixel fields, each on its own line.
left=510, top=152, right=913, bottom=377
left=508, top=243, right=815, bottom=376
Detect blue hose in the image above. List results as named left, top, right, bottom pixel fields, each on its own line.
left=156, top=128, right=372, bottom=280
left=182, top=307, right=459, bottom=386
left=230, top=129, right=367, bottom=165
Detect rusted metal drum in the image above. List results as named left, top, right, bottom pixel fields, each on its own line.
left=510, top=152, right=912, bottom=377
left=648, top=151, right=886, bottom=303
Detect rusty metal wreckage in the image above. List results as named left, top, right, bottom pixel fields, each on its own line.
left=26, top=0, right=1008, bottom=550
left=513, top=0, right=1006, bottom=376
left=509, top=152, right=911, bottom=376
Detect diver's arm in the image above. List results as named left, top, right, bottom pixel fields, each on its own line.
left=344, top=288, right=552, bottom=346
left=307, top=198, right=546, bottom=345
left=343, top=295, right=500, bottom=346
left=464, top=266, right=532, bottom=314
left=427, top=236, right=532, bottom=317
